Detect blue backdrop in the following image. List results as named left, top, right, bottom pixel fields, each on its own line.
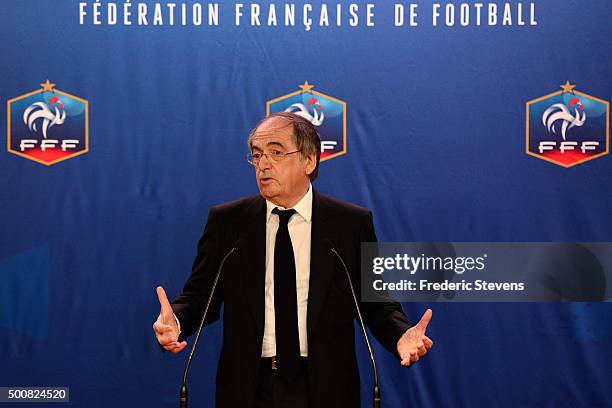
left=1, top=0, right=611, bottom=406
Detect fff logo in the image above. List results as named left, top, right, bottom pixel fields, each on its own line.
left=7, top=80, right=89, bottom=165
left=267, top=82, right=347, bottom=162
left=526, top=81, right=609, bottom=167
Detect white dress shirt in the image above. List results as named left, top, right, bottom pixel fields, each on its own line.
left=174, top=185, right=313, bottom=357
left=261, top=184, right=312, bottom=357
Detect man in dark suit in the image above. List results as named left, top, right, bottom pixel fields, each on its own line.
left=153, top=112, right=433, bottom=407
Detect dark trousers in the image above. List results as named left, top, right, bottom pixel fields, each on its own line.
left=254, top=357, right=309, bottom=408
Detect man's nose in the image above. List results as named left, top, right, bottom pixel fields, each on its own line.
left=257, top=154, right=272, bottom=169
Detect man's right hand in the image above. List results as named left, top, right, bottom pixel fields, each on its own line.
left=153, top=286, right=187, bottom=353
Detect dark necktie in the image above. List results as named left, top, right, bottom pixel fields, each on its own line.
left=272, top=207, right=300, bottom=382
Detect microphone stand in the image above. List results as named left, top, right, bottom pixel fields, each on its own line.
left=325, top=240, right=381, bottom=408
left=179, top=239, right=242, bottom=408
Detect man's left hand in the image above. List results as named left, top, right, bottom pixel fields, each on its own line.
left=397, top=309, right=433, bottom=367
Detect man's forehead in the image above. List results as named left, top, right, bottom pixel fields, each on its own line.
left=250, top=133, right=293, bottom=145
left=251, top=119, right=295, bottom=147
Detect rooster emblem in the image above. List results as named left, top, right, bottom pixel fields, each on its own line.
left=23, top=96, right=66, bottom=139
left=285, top=96, right=324, bottom=126
left=541, top=97, right=586, bottom=140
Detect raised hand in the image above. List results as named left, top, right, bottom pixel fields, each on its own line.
left=397, top=309, right=433, bottom=367
left=153, top=286, right=187, bottom=353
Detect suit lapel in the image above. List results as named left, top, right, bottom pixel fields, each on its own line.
left=243, top=196, right=267, bottom=337
left=307, top=191, right=338, bottom=341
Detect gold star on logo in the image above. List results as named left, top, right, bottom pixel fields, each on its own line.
left=299, top=81, right=314, bottom=93
left=40, top=80, right=56, bottom=92
left=560, top=81, right=576, bottom=93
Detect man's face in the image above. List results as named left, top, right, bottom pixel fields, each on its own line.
left=250, top=117, right=316, bottom=208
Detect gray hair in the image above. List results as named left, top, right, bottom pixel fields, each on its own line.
left=247, top=111, right=321, bottom=181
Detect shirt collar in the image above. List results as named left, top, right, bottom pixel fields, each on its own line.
left=266, top=184, right=313, bottom=223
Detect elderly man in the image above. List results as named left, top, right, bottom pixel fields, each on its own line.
left=154, top=112, right=433, bottom=408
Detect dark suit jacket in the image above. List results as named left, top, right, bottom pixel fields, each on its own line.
left=171, top=190, right=410, bottom=408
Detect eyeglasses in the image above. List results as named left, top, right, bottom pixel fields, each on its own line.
left=246, top=150, right=300, bottom=165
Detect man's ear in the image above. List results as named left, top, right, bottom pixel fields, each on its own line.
left=304, top=153, right=316, bottom=176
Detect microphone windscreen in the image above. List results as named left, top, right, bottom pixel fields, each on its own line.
left=323, top=238, right=334, bottom=251
left=234, top=238, right=245, bottom=251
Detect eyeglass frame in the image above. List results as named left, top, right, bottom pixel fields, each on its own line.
left=246, top=150, right=301, bottom=166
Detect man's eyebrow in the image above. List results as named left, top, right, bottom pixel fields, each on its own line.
left=266, top=141, right=285, bottom=149
left=250, top=138, right=287, bottom=151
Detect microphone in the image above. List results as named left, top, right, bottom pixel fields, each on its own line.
left=180, top=238, right=244, bottom=408
left=323, top=239, right=381, bottom=408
